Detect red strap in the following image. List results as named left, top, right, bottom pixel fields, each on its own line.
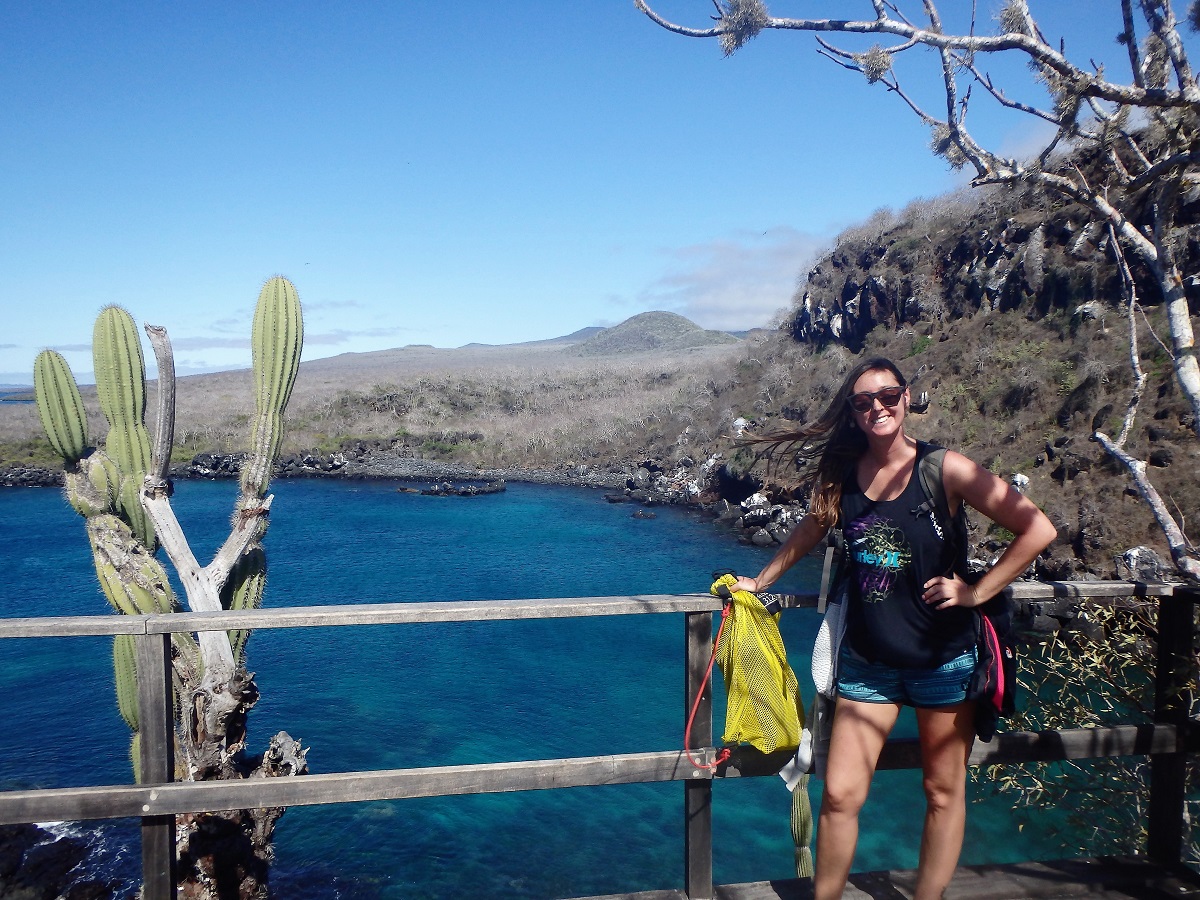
left=684, top=602, right=733, bottom=771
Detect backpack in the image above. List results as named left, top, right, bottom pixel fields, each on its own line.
left=827, top=441, right=1016, bottom=742
left=918, top=443, right=1018, bottom=741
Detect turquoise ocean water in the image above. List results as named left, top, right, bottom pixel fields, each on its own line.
left=0, top=479, right=1052, bottom=898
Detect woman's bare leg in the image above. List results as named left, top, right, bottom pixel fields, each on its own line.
left=912, top=702, right=975, bottom=900
left=814, top=698, right=901, bottom=900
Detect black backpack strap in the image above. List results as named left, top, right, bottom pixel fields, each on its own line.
left=912, top=441, right=969, bottom=575
left=817, top=527, right=846, bottom=614
left=913, top=442, right=950, bottom=531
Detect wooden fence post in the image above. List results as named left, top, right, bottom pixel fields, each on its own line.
left=136, top=630, right=176, bottom=899
left=684, top=611, right=714, bottom=900
left=1148, top=588, right=1197, bottom=866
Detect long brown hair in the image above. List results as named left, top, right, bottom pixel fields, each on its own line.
left=743, top=357, right=907, bottom=528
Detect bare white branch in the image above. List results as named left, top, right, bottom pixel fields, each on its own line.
left=634, top=1, right=1200, bottom=105
left=144, top=324, right=176, bottom=485
left=1094, top=431, right=1200, bottom=579
left=1106, top=224, right=1146, bottom=447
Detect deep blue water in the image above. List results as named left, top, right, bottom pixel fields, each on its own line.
left=0, top=479, right=1051, bottom=898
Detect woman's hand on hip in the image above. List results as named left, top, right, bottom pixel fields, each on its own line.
left=922, top=573, right=980, bottom=610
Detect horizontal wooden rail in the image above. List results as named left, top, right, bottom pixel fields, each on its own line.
left=0, top=594, right=720, bottom=638
left=0, top=581, right=1185, bottom=640
left=0, top=722, right=1191, bottom=826
left=1006, top=581, right=1180, bottom=599
left=960, top=723, right=1183, bottom=768
left=0, top=750, right=721, bottom=825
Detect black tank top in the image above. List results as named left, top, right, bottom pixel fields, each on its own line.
left=839, top=443, right=976, bottom=668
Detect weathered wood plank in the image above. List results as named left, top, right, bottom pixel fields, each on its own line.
left=0, top=595, right=722, bottom=639
left=145, top=595, right=721, bottom=632
left=135, top=632, right=176, bottom=900
left=0, top=723, right=1179, bottom=825
left=966, top=723, right=1181, bottom=768
left=684, top=611, right=714, bottom=900
left=569, top=856, right=1200, bottom=899
left=775, top=580, right=1180, bottom=611
left=1149, top=589, right=1198, bottom=865
left=1, top=583, right=1186, bottom=639
left=570, top=891, right=686, bottom=900
left=0, top=615, right=148, bottom=638
left=0, top=751, right=711, bottom=824
left=878, top=724, right=1181, bottom=770
left=717, top=724, right=1182, bottom=776
left=1008, top=580, right=1181, bottom=599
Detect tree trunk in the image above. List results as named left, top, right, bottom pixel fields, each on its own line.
left=176, top=727, right=307, bottom=900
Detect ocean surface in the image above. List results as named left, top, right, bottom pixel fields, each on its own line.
left=0, top=479, right=1055, bottom=898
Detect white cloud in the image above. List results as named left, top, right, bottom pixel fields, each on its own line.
left=638, top=227, right=829, bottom=331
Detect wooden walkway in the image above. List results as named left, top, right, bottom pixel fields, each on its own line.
left=1, top=586, right=1194, bottom=899
left=572, top=856, right=1200, bottom=899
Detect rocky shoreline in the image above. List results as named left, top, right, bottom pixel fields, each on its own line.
left=3, top=445, right=1174, bottom=588
left=0, top=452, right=632, bottom=491
left=0, top=443, right=713, bottom=498
left=0, top=824, right=125, bottom=899
left=2, top=444, right=798, bottom=546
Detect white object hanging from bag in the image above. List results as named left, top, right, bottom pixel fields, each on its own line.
left=780, top=539, right=847, bottom=786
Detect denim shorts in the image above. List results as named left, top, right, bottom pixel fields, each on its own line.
left=836, top=645, right=977, bottom=708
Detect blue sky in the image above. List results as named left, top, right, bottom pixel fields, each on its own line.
left=0, top=2, right=1168, bottom=384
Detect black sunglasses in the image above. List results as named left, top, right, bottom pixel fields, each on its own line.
left=847, top=385, right=905, bottom=413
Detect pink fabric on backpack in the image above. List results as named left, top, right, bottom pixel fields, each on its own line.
left=980, top=614, right=1004, bottom=712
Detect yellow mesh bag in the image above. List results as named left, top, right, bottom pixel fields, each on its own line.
left=709, top=573, right=803, bottom=754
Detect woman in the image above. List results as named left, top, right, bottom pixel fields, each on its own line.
left=734, top=357, right=1056, bottom=900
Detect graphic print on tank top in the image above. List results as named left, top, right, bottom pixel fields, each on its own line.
left=845, top=512, right=913, bottom=604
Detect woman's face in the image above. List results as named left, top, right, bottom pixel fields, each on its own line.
left=848, top=368, right=908, bottom=438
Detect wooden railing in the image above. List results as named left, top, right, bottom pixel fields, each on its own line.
left=0, top=582, right=1195, bottom=900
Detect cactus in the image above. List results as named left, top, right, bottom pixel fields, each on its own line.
left=33, top=351, right=88, bottom=464
left=226, top=276, right=302, bottom=665
left=33, top=277, right=308, bottom=898
left=92, top=306, right=157, bottom=550
left=113, top=633, right=140, bottom=733
left=84, top=452, right=120, bottom=507
left=240, top=276, right=304, bottom=499
left=93, top=305, right=147, bottom=426
left=223, top=548, right=266, bottom=667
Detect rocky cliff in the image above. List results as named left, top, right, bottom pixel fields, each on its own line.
left=693, top=177, right=1200, bottom=581
left=788, top=182, right=1200, bottom=353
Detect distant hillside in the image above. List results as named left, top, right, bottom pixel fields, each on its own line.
left=290, top=315, right=722, bottom=390
left=460, top=326, right=605, bottom=349
left=573, top=311, right=739, bottom=356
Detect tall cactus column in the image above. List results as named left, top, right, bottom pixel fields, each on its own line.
left=34, top=276, right=308, bottom=900
left=35, top=328, right=184, bottom=780
left=93, top=306, right=157, bottom=550
left=228, top=275, right=303, bottom=664
left=241, top=275, right=303, bottom=500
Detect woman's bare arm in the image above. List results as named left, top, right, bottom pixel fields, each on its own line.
left=734, top=513, right=829, bottom=594
left=923, top=450, right=1058, bottom=609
